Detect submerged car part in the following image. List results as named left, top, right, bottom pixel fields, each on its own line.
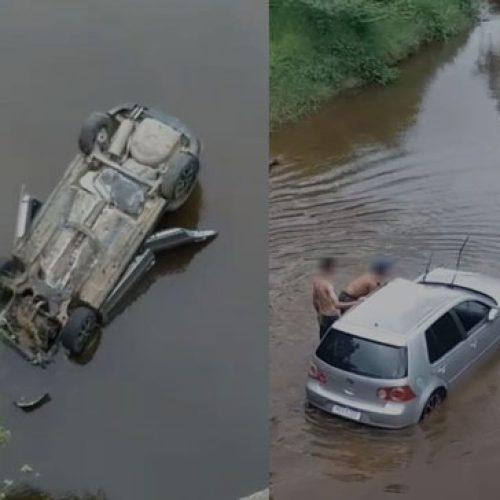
left=14, top=393, right=51, bottom=412
left=14, top=185, right=42, bottom=243
left=144, top=228, right=217, bottom=254
left=101, top=228, right=217, bottom=321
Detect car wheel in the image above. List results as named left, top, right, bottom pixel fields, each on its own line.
left=60, top=306, right=99, bottom=357
left=0, top=258, right=24, bottom=278
left=420, top=389, right=446, bottom=421
left=78, top=112, right=114, bottom=156
left=161, top=152, right=200, bottom=212
left=0, top=258, right=10, bottom=275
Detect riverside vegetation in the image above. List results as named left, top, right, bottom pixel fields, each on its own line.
left=270, top=0, right=478, bottom=126
left=0, top=426, right=9, bottom=447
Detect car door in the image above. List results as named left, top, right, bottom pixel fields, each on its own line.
left=425, top=311, right=468, bottom=385
left=452, top=300, right=498, bottom=362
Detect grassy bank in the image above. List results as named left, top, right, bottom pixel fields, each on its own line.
left=0, top=426, right=10, bottom=447
left=270, top=0, right=478, bottom=126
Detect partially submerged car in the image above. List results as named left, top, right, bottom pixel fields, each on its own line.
left=0, top=104, right=216, bottom=365
left=307, top=268, right=500, bottom=428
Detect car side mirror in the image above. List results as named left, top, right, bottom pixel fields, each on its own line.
left=488, top=309, right=499, bottom=322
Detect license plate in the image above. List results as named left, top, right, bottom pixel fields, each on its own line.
left=332, top=404, right=361, bottom=421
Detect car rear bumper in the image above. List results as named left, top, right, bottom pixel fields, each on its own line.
left=306, top=380, right=421, bottom=429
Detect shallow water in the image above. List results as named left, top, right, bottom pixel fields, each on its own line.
left=270, top=5, right=500, bottom=499
left=0, top=1, right=268, bottom=499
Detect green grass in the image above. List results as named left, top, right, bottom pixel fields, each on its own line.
left=0, top=426, right=10, bottom=447
left=270, top=0, right=478, bottom=126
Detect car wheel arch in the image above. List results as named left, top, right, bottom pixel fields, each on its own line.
left=418, top=385, right=447, bottom=422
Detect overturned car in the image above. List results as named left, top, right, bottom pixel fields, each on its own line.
left=0, top=104, right=216, bottom=365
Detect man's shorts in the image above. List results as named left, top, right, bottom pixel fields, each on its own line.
left=338, top=290, right=356, bottom=303
left=338, top=291, right=357, bottom=315
left=318, top=314, right=339, bottom=340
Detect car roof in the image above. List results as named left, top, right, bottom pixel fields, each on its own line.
left=335, top=277, right=466, bottom=346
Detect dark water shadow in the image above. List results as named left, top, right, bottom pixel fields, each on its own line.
left=4, top=485, right=106, bottom=500
left=476, top=19, right=500, bottom=111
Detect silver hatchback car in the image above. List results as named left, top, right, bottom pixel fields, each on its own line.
left=306, top=268, right=500, bottom=428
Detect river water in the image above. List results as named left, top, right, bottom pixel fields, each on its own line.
left=270, top=4, right=500, bottom=499
left=0, top=1, right=268, bottom=499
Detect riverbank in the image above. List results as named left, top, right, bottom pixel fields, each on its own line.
left=270, top=0, right=478, bottom=127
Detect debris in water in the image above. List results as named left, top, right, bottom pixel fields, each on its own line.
left=14, top=393, right=51, bottom=412
left=0, top=427, right=10, bottom=446
left=20, top=464, right=34, bottom=474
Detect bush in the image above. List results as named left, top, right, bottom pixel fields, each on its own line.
left=0, top=426, right=10, bottom=447
left=270, top=0, right=478, bottom=126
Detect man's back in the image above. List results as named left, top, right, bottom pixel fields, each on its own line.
left=312, top=274, right=338, bottom=316
left=344, top=272, right=381, bottom=299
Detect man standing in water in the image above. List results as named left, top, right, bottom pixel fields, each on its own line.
left=338, top=257, right=393, bottom=310
left=313, top=258, right=357, bottom=339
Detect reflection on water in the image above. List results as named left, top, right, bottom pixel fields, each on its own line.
left=476, top=17, right=500, bottom=111
left=304, top=407, right=418, bottom=479
left=271, top=7, right=500, bottom=497
left=270, top=30, right=469, bottom=175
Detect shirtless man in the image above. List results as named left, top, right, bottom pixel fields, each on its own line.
left=312, top=258, right=358, bottom=340
left=338, top=258, right=393, bottom=309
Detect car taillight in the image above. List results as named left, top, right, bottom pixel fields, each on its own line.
left=309, top=362, right=326, bottom=384
left=377, top=385, right=416, bottom=402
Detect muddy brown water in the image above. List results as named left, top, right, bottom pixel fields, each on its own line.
left=0, top=1, right=268, bottom=499
left=270, top=5, right=500, bottom=500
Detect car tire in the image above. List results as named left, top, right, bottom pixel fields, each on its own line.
left=420, top=388, right=446, bottom=421
left=0, top=258, right=24, bottom=278
left=107, top=102, right=138, bottom=118
left=60, top=306, right=99, bottom=357
left=0, top=258, right=10, bottom=275
left=78, top=112, right=114, bottom=156
left=161, top=152, right=200, bottom=212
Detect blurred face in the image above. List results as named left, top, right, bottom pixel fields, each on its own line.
left=372, top=260, right=393, bottom=277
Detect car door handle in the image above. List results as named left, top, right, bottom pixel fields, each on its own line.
left=470, top=341, right=478, bottom=349
left=437, top=367, right=446, bottom=374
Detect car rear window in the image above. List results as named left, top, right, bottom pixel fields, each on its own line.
left=316, top=329, right=407, bottom=379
